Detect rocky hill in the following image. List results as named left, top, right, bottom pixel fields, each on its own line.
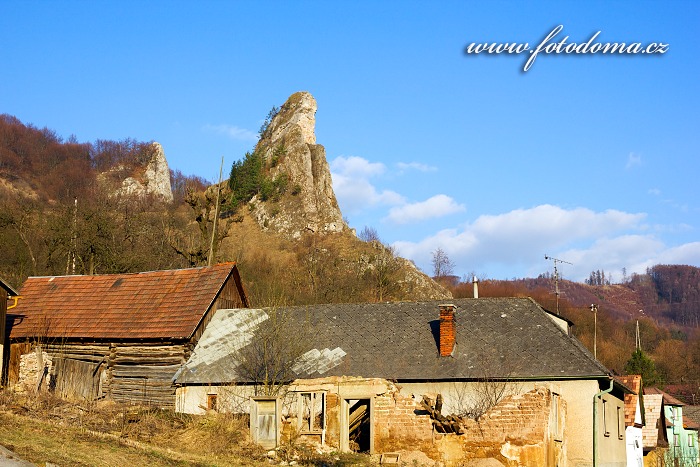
left=0, top=114, right=173, bottom=203
left=216, top=91, right=450, bottom=304
left=100, top=142, right=173, bottom=202
left=0, top=95, right=450, bottom=304
left=249, top=92, right=344, bottom=239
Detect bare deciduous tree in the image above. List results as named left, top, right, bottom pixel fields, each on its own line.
left=449, top=355, right=521, bottom=422
left=234, top=309, right=311, bottom=396
left=358, top=226, right=380, bottom=243
left=432, top=247, right=455, bottom=278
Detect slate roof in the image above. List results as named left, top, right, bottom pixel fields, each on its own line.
left=174, top=297, right=610, bottom=384
left=8, top=263, right=246, bottom=340
left=684, top=405, right=700, bottom=428
left=684, top=416, right=700, bottom=431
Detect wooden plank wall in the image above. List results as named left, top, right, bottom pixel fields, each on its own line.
left=39, top=342, right=191, bottom=408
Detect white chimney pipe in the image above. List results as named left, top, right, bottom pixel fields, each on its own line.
left=473, top=275, right=479, bottom=299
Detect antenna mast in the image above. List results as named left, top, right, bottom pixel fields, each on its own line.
left=545, top=254, right=573, bottom=314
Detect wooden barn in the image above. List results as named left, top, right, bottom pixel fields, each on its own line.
left=3, top=263, right=248, bottom=407
left=1, top=276, right=20, bottom=386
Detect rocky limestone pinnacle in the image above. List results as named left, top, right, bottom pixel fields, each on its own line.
left=114, top=142, right=173, bottom=202
left=252, top=91, right=345, bottom=239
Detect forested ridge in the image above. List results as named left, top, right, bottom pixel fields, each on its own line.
left=440, top=265, right=700, bottom=397
left=2, top=112, right=700, bottom=399
left=0, top=112, right=446, bottom=307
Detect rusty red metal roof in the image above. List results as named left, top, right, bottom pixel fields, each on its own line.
left=8, top=263, right=245, bottom=340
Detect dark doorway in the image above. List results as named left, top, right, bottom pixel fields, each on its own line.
left=348, top=399, right=371, bottom=452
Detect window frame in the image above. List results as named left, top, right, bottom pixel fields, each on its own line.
left=297, top=391, right=326, bottom=434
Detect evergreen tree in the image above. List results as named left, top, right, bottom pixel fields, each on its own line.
left=624, top=349, right=663, bottom=387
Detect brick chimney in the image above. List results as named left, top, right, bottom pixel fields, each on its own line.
left=439, top=304, right=456, bottom=357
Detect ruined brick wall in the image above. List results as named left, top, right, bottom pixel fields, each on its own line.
left=435, top=387, right=564, bottom=466
left=373, top=388, right=435, bottom=455
left=286, top=377, right=564, bottom=466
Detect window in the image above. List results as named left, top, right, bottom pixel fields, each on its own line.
left=207, top=394, right=218, bottom=411
left=689, top=435, right=695, bottom=447
left=551, top=393, right=563, bottom=441
left=603, top=400, right=610, bottom=437
left=673, top=433, right=679, bottom=446
left=617, top=406, right=624, bottom=440
left=298, top=392, right=325, bottom=433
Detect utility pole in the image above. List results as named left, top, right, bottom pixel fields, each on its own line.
left=590, top=304, right=598, bottom=360
left=208, top=157, right=224, bottom=267
left=545, top=255, right=573, bottom=314
left=66, top=197, right=78, bottom=275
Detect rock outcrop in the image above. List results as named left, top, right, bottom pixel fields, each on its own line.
left=251, top=92, right=344, bottom=239
left=113, top=142, right=173, bottom=202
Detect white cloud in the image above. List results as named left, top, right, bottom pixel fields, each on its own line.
left=385, top=195, right=465, bottom=224
left=392, top=204, right=648, bottom=280
left=648, top=188, right=661, bottom=196
left=203, top=124, right=258, bottom=141
left=331, top=156, right=385, bottom=178
left=655, top=242, right=700, bottom=265
left=626, top=152, right=642, bottom=170
left=396, top=161, right=437, bottom=173
left=330, top=156, right=404, bottom=214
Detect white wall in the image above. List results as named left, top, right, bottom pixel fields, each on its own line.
left=175, top=385, right=255, bottom=415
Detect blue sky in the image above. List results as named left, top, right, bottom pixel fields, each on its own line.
left=2, top=1, right=698, bottom=282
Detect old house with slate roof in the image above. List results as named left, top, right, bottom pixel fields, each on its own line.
left=173, top=297, right=629, bottom=465
left=4, top=263, right=248, bottom=407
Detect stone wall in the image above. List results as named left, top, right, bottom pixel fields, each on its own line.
left=16, top=348, right=52, bottom=393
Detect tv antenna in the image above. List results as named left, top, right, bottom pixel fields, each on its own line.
left=545, top=255, right=573, bottom=315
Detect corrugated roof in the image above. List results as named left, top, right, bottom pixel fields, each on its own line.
left=8, top=263, right=242, bottom=340
left=174, top=297, right=610, bottom=384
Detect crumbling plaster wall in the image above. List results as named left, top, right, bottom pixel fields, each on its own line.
left=292, top=377, right=564, bottom=466
left=399, top=379, right=610, bottom=466
left=434, top=387, right=564, bottom=466
left=176, top=377, right=618, bottom=466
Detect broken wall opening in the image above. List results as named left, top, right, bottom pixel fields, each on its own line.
left=298, top=391, right=326, bottom=434
left=348, top=398, right=371, bottom=453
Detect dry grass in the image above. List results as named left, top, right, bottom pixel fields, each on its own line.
left=0, top=390, right=266, bottom=466
left=0, top=390, right=374, bottom=467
